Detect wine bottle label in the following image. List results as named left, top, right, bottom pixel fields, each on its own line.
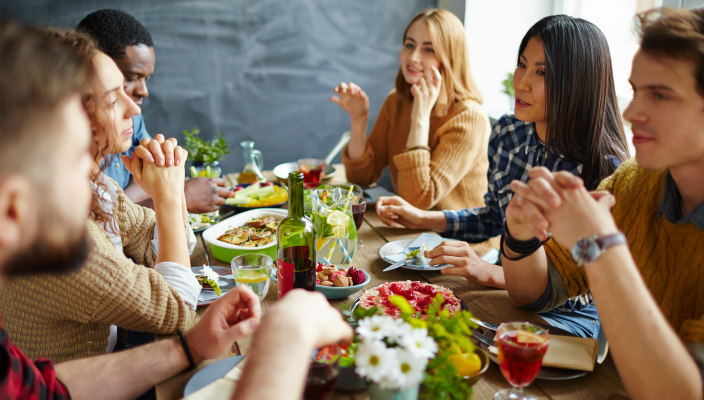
left=277, top=258, right=295, bottom=298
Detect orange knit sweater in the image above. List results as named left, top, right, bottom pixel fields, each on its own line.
left=342, top=90, right=491, bottom=211
left=544, top=159, right=704, bottom=342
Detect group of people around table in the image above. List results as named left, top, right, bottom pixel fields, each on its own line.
left=0, top=4, right=701, bottom=400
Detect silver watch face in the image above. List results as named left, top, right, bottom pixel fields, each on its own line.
left=571, top=238, right=601, bottom=265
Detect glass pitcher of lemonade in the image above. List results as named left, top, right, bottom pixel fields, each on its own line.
left=311, top=187, right=358, bottom=265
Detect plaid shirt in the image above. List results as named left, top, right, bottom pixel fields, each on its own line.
left=0, top=322, right=69, bottom=399
left=442, top=114, right=582, bottom=242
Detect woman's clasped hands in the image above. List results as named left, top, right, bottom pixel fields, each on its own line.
left=121, top=133, right=187, bottom=201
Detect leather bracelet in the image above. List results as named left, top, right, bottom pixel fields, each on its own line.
left=176, top=328, right=197, bottom=370
left=500, top=224, right=545, bottom=261
left=403, top=145, right=430, bottom=152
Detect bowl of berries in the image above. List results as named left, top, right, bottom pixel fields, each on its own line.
left=315, top=263, right=370, bottom=300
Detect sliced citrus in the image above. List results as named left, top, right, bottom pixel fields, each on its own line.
left=516, top=330, right=545, bottom=344
left=448, top=352, right=482, bottom=377
left=326, top=210, right=349, bottom=227
left=235, top=269, right=268, bottom=283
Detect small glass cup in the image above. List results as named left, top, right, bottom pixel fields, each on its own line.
left=494, top=322, right=550, bottom=400
left=231, top=254, right=273, bottom=300
left=298, top=158, right=325, bottom=188
left=303, top=344, right=341, bottom=400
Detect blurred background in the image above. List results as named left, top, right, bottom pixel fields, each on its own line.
left=2, top=0, right=702, bottom=181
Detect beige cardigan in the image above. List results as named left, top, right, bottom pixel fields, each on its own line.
left=0, top=183, right=196, bottom=362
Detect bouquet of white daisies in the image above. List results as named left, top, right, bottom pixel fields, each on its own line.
left=354, top=315, right=437, bottom=390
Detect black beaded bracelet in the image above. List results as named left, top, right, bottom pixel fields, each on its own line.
left=176, top=328, right=197, bottom=371
left=500, top=224, right=546, bottom=261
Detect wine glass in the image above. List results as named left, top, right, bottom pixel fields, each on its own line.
left=231, top=253, right=273, bottom=300
left=351, top=195, right=366, bottom=249
left=303, top=344, right=341, bottom=400
left=494, top=322, right=550, bottom=400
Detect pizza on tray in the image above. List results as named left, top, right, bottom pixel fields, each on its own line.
left=358, top=280, right=462, bottom=318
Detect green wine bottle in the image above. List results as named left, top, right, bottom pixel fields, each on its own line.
left=277, top=171, right=316, bottom=298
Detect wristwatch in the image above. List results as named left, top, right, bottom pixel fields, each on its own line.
left=571, top=232, right=627, bottom=266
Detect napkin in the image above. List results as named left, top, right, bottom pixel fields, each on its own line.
left=385, top=233, right=446, bottom=267
left=184, top=359, right=247, bottom=399
left=542, top=335, right=598, bottom=371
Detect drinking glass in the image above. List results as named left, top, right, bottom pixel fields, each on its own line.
left=231, top=254, right=273, bottom=300
left=351, top=195, right=366, bottom=249
left=494, top=322, right=550, bottom=400
left=303, top=344, right=340, bottom=400
left=298, top=158, right=325, bottom=188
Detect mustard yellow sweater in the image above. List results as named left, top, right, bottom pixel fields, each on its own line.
left=343, top=90, right=491, bottom=211
left=545, top=159, right=704, bottom=342
left=0, top=185, right=196, bottom=362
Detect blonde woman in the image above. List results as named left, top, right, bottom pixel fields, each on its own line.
left=332, top=9, right=490, bottom=221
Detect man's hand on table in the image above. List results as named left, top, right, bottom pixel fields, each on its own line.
left=185, top=177, right=230, bottom=214
left=186, top=285, right=262, bottom=364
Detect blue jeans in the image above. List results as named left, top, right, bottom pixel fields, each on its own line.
left=538, top=303, right=600, bottom=339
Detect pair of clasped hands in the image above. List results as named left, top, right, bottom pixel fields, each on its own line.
left=376, top=167, right=618, bottom=287
left=120, top=134, right=186, bottom=201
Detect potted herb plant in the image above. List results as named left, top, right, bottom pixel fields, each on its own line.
left=182, top=126, right=230, bottom=178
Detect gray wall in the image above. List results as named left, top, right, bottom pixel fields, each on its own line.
left=1, top=0, right=435, bottom=175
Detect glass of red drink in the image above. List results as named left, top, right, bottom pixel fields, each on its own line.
left=303, top=344, right=340, bottom=400
left=351, top=193, right=366, bottom=248
left=494, top=322, right=550, bottom=400
left=298, top=158, right=325, bottom=188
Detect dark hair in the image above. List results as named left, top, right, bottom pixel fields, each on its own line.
left=636, top=7, right=704, bottom=96
left=518, top=15, right=628, bottom=188
left=77, top=9, right=153, bottom=59
left=0, top=19, right=93, bottom=181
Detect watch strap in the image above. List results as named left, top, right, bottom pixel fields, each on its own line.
left=572, top=231, right=627, bottom=266
left=596, top=232, right=627, bottom=251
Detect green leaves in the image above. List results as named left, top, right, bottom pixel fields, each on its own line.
left=182, top=126, right=230, bottom=164
left=502, top=72, right=515, bottom=97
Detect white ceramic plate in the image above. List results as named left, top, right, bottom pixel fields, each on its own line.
left=378, top=239, right=431, bottom=271
left=272, top=161, right=336, bottom=182
left=202, top=208, right=288, bottom=251
left=183, top=355, right=245, bottom=396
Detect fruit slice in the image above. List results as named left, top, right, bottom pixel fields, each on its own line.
left=448, top=352, right=482, bottom=377
left=516, top=330, right=545, bottom=344
left=326, top=210, right=349, bottom=239
left=235, top=269, right=268, bottom=283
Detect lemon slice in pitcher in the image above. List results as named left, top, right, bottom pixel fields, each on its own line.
left=327, top=210, right=349, bottom=239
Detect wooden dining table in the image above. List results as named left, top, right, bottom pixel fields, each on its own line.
left=156, top=167, right=630, bottom=400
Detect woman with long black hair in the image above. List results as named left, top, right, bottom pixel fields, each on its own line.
left=376, top=15, right=628, bottom=338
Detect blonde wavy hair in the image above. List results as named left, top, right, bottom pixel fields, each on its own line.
left=394, top=8, right=482, bottom=116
